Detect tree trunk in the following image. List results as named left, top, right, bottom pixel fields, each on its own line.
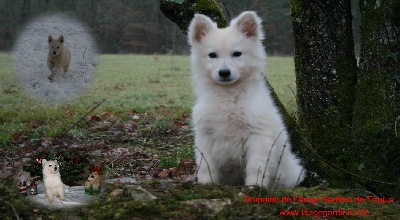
left=160, top=0, right=227, bottom=34
left=290, top=0, right=358, bottom=186
left=352, top=0, right=400, bottom=193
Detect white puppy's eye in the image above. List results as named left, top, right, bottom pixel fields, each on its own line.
left=232, top=51, right=242, bottom=57
left=57, top=47, right=59, bottom=49
left=208, top=53, right=217, bottom=58
left=49, top=165, right=52, bottom=167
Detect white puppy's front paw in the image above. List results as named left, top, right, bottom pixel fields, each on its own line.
left=196, top=171, right=216, bottom=184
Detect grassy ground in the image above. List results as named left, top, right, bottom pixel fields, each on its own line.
left=1, top=53, right=399, bottom=219
left=0, top=53, right=297, bottom=144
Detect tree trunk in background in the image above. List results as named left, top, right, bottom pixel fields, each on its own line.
left=290, top=0, right=358, bottom=186
left=160, top=0, right=227, bottom=34
left=352, top=0, right=400, bottom=193
left=22, top=0, right=31, bottom=20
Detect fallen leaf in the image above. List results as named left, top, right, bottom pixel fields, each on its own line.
left=159, top=169, right=170, bottom=179
left=12, top=132, right=21, bottom=139
left=88, top=115, right=101, bottom=121
left=110, top=189, right=124, bottom=197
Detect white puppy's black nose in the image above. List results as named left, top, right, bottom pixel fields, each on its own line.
left=219, top=69, right=231, bottom=78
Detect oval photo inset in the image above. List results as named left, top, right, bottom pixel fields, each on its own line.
left=13, top=14, right=98, bottom=102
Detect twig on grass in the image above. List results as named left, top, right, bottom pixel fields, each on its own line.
left=395, top=115, right=399, bottom=137
left=194, top=145, right=214, bottom=184
left=270, top=139, right=289, bottom=190
left=256, top=166, right=261, bottom=186
left=83, top=47, right=87, bottom=66
left=195, top=156, right=202, bottom=181
left=1, top=173, right=15, bottom=183
left=290, top=168, right=306, bottom=194
left=288, top=85, right=296, bottom=99
left=259, top=129, right=284, bottom=197
left=0, top=199, right=20, bottom=220
left=59, top=99, right=106, bottom=137
left=2, top=157, right=6, bottom=181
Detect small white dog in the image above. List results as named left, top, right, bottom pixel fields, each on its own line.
left=42, top=159, right=65, bottom=203
left=188, top=11, right=305, bottom=188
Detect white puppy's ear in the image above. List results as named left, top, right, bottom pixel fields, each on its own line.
left=188, top=14, right=216, bottom=45
left=48, top=35, right=53, bottom=43
left=232, top=11, right=264, bottom=40
left=42, top=159, right=47, bottom=164
left=59, top=35, right=64, bottom=44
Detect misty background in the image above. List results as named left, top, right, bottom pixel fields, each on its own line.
left=0, top=0, right=361, bottom=55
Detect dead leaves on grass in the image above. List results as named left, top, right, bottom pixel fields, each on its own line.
left=3, top=109, right=195, bottom=184
left=86, top=110, right=195, bottom=181
left=157, top=158, right=195, bottom=180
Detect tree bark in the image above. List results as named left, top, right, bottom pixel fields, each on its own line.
left=290, top=0, right=358, bottom=186
left=352, top=0, right=400, bottom=192
left=160, top=0, right=227, bottom=34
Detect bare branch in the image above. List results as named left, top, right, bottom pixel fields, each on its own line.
left=194, top=145, right=214, bottom=184
left=60, top=99, right=106, bottom=137
left=0, top=199, right=19, bottom=220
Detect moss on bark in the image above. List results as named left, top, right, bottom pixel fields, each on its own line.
left=352, top=0, right=400, bottom=194
left=290, top=0, right=358, bottom=187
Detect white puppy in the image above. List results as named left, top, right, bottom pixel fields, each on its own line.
left=42, top=159, right=65, bottom=203
left=188, top=11, right=305, bottom=188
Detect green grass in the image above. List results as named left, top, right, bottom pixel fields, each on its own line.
left=87, top=54, right=195, bottom=110
left=0, top=52, right=295, bottom=144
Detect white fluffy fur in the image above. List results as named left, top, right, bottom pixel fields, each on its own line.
left=188, top=11, right=305, bottom=188
left=42, top=159, right=65, bottom=203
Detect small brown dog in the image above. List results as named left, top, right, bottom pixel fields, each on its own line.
left=85, top=165, right=101, bottom=190
left=47, top=35, right=71, bottom=81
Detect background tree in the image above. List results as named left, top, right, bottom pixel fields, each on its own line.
left=0, top=0, right=188, bottom=54
left=352, top=0, right=400, bottom=193
left=291, top=0, right=399, bottom=195
left=290, top=0, right=358, bottom=187
left=0, top=0, right=306, bottom=55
